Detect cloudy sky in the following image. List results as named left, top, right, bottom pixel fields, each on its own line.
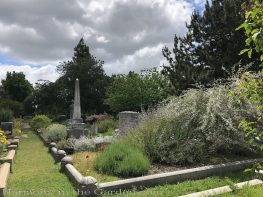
left=0, top=0, right=206, bottom=84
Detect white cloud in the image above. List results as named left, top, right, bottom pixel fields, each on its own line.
left=0, top=0, right=206, bottom=83
left=0, top=64, right=59, bottom=85
left=104, top=43, right=165, bottom=74
left=96, top=35, right=110, bottom=43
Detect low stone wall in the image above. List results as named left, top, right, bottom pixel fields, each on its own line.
left=99, top=158, right=263, bottom=192
left=46, top=142, right=263, bottom=197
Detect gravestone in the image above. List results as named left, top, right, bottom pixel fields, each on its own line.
left=67, top=79, right=87, bottom=139
left=1, top=122, right=13, bottom=136
left=91, top=123, right=98, bottom=136
left=23, top=116, right=32, bottom=120
left=57, top=115, right=67, bottom=122
left=118, top=111, right=139, bottom=134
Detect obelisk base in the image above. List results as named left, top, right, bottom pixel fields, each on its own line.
left=67, top=121, right=87, bottom=139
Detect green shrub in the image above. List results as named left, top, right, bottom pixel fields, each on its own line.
left=97, top=119, right=117, bottom=133
left=0, top=108, right=14, bottom=122
left=13, top=118, right=23, bottom=136
left=0, top=129, right=8, bottom=154
left=123, top=80, right=259, bottom=165
left=94, top=143, right=150, bottom=178
left=30, top=115, right=51, bottom=130
left=0, top=99, right=23, bottom=116
left=14, top=119, right=23, bottom=129
left=0, top=143, right=4, bottom=154
left=43, top=124, right=67, bottom=142
left=57, top=138, right=75, bottom=150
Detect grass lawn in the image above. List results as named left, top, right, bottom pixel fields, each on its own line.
left=72, top=151, right=119, bottom=182
left=6, top=132, right=76, bottom=197
left=101, top=171, right=256, bottom=197
left=218, top=185, right=263, bottom=197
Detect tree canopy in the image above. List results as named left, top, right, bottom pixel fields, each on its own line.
left=105, top=69, right=172, bottom=113
left=57, top=38, right=110, bottom=114
left=1, top=71, right=33, bottom=102
left=162, top=0, right=261, bottom=94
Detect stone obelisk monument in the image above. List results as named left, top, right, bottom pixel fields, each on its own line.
left=73, top=78, right=82, bottom=121
left=67, top=79, right=87, bottom=138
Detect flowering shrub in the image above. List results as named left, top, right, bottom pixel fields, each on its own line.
left=72, top=136, right=114, bottom=152
left=0, top=129, right=8, bottom=144
left=123, top=80, right=259, bottom=165
left=73, top=137, right=96, bottom=152
left=0, top=129, right=9, bottom=154
left=94, top=136, right=113, bottom=144
left=43, top=124, right=67, bottom=142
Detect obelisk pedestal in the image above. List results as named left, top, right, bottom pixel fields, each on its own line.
left=67, top=79, right=87, bottom=138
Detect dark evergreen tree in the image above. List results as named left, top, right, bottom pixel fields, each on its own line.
left=57, top=38, right=110, bottom=114
left=162, top=0, right=261, bottom=94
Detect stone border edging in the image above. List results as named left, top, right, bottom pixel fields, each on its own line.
left=179, top=179, right=263, bottom=197
left=47, top=142, right=98, bottom=197
left=0, top=162, right=11, bottom=197
left=99, top=158, right=263, bottom=192
left=0, top=140, right=19, bottom=197
left=46, top=141, right=263, bottom=197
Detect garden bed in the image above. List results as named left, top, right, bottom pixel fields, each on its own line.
left=72, top=151, right=119, bottom=182
left=71, top=150, right=262, bottom=181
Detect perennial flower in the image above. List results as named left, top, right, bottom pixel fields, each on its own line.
left=0, top=129, right=9, bottom=144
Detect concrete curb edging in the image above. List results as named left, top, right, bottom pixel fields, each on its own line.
left=48, top=142, right=99, bottom=197
left=46, top=142, right=263, bottom=197
left=99, top=158, right=263, bottom=192
left=178, top=179, right=263, bottom=197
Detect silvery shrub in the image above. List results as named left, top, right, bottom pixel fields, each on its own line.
left=124, top=78, right=260, bottom=164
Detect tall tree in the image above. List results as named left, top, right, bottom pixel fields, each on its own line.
left=162, top=0, right=261, bottom=94
left=31, top=80, right=69, bottom=116
left=1, top=71, right=33, bottom=102
left=57, top=38, right=110, bottom=114
left=105, top=69, right=172, bottom=113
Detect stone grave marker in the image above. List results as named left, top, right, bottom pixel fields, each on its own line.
left=1, top=122, right=13, bottom=136
left=118, top=111, right=139, bottom=135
